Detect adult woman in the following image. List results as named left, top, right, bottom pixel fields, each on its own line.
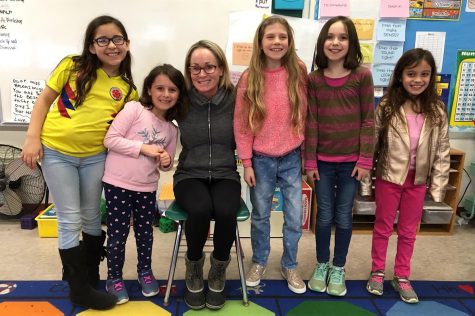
left=173, top=40, right=240, bottom=311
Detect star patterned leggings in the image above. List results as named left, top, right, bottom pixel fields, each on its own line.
left=103, top=182, right=157, bottom=280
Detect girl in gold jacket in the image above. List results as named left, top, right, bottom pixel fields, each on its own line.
left=363, top=48, right=450, bottom=304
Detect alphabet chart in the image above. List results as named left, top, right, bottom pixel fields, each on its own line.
left=450, top=50, right=475, bottom=127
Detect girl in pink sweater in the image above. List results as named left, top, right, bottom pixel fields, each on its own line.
left=234, top=15, right=308, bottom=294
left=102, top=64, right=187, bottom=304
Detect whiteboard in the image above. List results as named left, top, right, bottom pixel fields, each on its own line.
left=0, top=0, right=272, bottom=122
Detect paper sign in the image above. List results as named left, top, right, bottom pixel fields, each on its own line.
left=376, top=19, right=406, bottom=42
left=255, top=0, right=271, bottom=9
left=10, top=79, right=45, bottom=122
left=319, top=0, right=350, bottom=17
left=353, top=19, right=375, bottom=40
left=372, top=64, right=395, bottom=86
left=360, top=43, right=374, bottom=64
left=232, top=42, right=253, bottom=66
left=374, top=42, right=404, bottom=64
left=231, top=71, right=243, bottom=87
left=380, top=0, right=409, bottom=18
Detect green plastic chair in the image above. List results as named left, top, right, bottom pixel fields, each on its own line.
left=163, top=198, right=250, bottom=306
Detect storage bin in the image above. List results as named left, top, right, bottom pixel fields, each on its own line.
left=422, top=201, right=453, bottom=224
left=35, top=204, right=58, bottom=238
left=353, top=197, right=376, bottom=215
left=20, top=212, right=38, bottom=230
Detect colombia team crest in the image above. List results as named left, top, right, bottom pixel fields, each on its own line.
left=110, top=87, right=123, bottom=101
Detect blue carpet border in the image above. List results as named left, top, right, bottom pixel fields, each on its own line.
left=0, top=280, right=474, bottom=315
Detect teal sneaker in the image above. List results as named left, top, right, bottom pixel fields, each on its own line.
left=327, top=266, right=347, bottom=296
left=106, top=278, right=129, bottom=304
left=138, top=269, right=159, bottom=297
left=308, top=262, right=329, bottom=292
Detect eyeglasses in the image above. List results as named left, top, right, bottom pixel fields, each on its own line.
left=189, top=64, right=217, bottom=75
left=93, top=35, right=126, bottom=47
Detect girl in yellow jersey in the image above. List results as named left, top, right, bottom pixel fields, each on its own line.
left=21, top=15, right=138, bottom=310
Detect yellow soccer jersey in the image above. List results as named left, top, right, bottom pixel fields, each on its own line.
left=41, top=56, right=139, bottom=157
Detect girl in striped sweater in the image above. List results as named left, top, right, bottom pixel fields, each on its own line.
left=304, top=16, right=375, bottom=296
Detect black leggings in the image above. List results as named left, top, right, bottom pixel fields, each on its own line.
left=174, top=178, right=241, bottom=261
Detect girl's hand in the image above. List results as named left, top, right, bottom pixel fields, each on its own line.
left=158, top=149, right=171, bottom=168
left=351, top=166, right=370, bottom=181
left=244, top=166, right=256, bottom=187
left=306, top=169, right=320, bottom=181
left=21, top=136, right=43, bottom=170
left=140, top=144, right=161, bottom=159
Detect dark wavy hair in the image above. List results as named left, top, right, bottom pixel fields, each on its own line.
left=376, top=48, right=444, bottom=167
left=314, top=16, right=362, bottom=70
left=139, top=64, right=189, bottom=122
left=71, top=15, right=135, bottom=107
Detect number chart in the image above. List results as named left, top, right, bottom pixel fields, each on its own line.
left=450, top=50, right=475, bottom=127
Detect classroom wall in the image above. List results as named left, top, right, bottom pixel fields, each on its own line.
left=1, top=0, right=474, bottom=204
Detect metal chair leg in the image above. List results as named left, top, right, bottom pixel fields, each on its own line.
left=164, top=220, right=183, bottom=306
left=235, top=226, right=249, bottom=306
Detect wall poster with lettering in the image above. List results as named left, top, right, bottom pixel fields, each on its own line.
left=10, top=79, right=45, bottom=123
left=409, top=0, right=462, bottom=20
left=450, top=50, right=475, bottom=127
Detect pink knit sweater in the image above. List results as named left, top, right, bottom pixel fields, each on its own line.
left=234, top=66, right=307, bottom=168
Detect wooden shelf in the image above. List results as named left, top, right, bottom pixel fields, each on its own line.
left=352, top=148, right=465, bottom=235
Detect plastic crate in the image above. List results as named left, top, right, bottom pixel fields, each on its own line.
left=35, top=204, right=58, bottom=238
left=20, top=211, right=39, bottom=230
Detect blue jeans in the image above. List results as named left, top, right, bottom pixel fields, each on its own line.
left=42, top=146, right=106, bottom=249
left=315, top=161, right=358, bottom=267
left=250, top=149, right=302, bottom=269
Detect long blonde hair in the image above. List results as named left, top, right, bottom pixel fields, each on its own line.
left=243, top=16, right=305, bottom=134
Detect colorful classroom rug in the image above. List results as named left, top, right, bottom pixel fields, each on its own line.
left=0, top=279, right=474, bottom=316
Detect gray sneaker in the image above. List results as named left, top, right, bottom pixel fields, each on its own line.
left=281, top=268, right=306, bottom=294
left=327, top=266, right=347, bottom=296
left=308, top=262, right=329, bottom=292
left=391, top=277, right=419, bottom=304
left=245, top=263, right=266, bottom=287
left=366, top=271, right=384, bottom=296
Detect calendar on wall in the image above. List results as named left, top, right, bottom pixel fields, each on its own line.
left=450, top=50, right=475, bottom=127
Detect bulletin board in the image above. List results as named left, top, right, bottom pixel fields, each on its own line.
left=404, top=0, right=475, bottom=129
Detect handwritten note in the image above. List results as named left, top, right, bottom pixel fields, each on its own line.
left=0, top=1, right=24, bottom=52
left=360, top=43, right=374, bottom=64
left=380, top=0, right=409, bottom=18
left=353, top=19, right=375, bottom=40
left=232, top=42, right=253, bottom=66
left=10, top=79, right=45, bottom=122
left=374, top=42, right=404, bottom=64
left=372, top=64, right=395, bottom=86
left=376, top=19, right=406, bottom=42
left=319, top=0, right=350, bottom=17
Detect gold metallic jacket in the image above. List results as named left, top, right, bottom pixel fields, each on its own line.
left=361, top=100, right=450, bottom=202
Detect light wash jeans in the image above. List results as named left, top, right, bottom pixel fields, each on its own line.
left=250, top=149, right=302, bottom=269
left=42, top=146, right=106, bottom=249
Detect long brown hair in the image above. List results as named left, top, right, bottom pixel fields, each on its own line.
left=243, top=15, right=305, bottom=134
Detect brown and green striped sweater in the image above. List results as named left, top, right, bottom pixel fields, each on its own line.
left=304, top=66, right=375, bottom=170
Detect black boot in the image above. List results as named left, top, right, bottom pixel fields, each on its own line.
left=82, top=231, right=107, bottom=288
left=59, top=246, right=116, bottom=310
left=206, top=253, right=230, bottom=310
left=184, top=254, right=206, bottom=310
